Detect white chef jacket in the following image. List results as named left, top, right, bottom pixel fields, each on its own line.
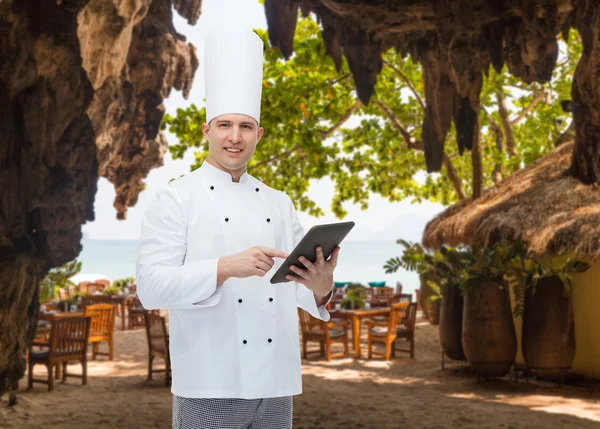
left=136, top=160, right=332, bottom=399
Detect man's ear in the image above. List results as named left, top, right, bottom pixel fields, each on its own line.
left=202, top=122, right=210, bottom=139
left=257, top=126, right=265, bottom=143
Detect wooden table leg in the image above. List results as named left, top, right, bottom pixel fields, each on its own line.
left=121, top=302, right=126, bottom=331
left=353, top=316, right=361, bottom=358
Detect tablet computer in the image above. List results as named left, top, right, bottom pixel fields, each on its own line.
left=270, top=221, right=355, bottom=284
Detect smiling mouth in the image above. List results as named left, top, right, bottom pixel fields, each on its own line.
left=224, top=148, right=243, bottom=153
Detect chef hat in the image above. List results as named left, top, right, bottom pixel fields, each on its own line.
left=204, top=27, right=265, bottom=125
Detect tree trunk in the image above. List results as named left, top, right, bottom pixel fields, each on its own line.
left=570, top=1, right=600, bottom=184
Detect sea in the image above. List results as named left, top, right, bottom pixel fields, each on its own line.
left=77, top=238, right=420, bottom=296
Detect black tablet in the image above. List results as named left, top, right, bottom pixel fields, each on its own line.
left=270, top=221, right=355, bottom=284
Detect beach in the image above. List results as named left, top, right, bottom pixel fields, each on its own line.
left=2, top=314, right=599, bottom=429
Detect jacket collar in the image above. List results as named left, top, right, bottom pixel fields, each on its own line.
left=200, top=159, right=250, bottom=184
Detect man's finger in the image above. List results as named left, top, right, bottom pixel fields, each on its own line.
left=329, top=246, right=341, bottom=266
left=260, top=246, right=289, bottom=259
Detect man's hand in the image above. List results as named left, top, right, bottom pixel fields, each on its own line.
left=287, top=246, right=340, bottom=297
left=219, top=246, right=288, bottom=283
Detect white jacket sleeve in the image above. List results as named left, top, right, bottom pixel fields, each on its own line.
left=135, top=185, right=223, bottom=310
left=287, top=196, right=332, bottom=321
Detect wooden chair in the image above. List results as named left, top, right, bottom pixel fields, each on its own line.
left=367, top=302, right=417, bottom=360
left=298, top=309, right=349, bottom=360
left=58, top=288, right=69, bottom=301
left=395, top=281, right=403, bottom=294
left=127, top=295, right=159, bottom=330
left=372, top=293, right=412, bottom=322
left=80, top=294, right=112, bottom=310
left=144, top=312, right=171, bottom=386
left=28, top=315, right=91, bottom=391
left=68, top=285, right=77, bottom=299
left=382, top=286, right=395, bottom=295
left=84, top=304, right=117, bottom=360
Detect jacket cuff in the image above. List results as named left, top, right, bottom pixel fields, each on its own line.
left=296, top=283, right=331, bottom=322
left=180, top=258, right=223, bottom=308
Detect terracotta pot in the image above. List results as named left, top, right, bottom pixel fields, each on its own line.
left=428, top=299, right=441, bottom=325
left=439, top=285, right=465, bottom=361
left=522, top=275, right=575, bottom=378
left=462, top=280, right=517, bottom=377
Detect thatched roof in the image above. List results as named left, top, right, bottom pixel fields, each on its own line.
left=422, top=141, right=600, bottom=260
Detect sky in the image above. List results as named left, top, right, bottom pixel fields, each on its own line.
left=81, top=0, right=444, bottom=243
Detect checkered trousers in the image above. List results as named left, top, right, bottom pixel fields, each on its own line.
left=172, top=395, right=293, bottom=429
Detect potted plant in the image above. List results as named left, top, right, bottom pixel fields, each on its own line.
left=506, top=249, right=589, bottom=379
left=341, top=283, right=368, bottom=310
left=428, top=246, right=468, bottom=361
left=39, top=259, right=82, bottom=309
left=459, top=241, right=518, bottom=378
left=384, top=240, right=440, bottom=322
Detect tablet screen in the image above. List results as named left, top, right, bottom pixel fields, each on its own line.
left=270, top=221, right=355, bottom=284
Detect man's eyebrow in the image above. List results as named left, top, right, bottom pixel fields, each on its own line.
left=215, top=120, right=254, bottom=126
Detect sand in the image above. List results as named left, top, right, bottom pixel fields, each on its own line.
left=1, top=313, right=599, bottom=429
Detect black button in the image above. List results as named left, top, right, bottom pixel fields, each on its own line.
left=269, top=297, right=273, bottom=302
left=266, top=218, right=271, bottom=222
left=255, top=187, right=259, bottom=192
left=238, top=299, right=242, bottom=303
left=210, top=186, right=214, bottom=190
left=268, top=338, right=272, bottom=343
left=225, top=217, right=229, bottom=222
left=243, top=340, right=247, bottom=344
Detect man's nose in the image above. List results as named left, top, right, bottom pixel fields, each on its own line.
left=228, top=126, right=242, bottom=143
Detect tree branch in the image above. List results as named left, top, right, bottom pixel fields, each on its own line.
left=382, top=60, right=426, bottom=110
left=252, top=100, right=361, bottom=168
left=496, top=89, right=518, bottom=158
left=510, top=90, right=546, bottom=126
left=482, top=106, right=504, bottom=184
left=375, top=99, right=467, bottom=200
left=322, top=100, right=362, bottom=139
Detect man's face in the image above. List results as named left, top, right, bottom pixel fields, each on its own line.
left=202, top=113, right=264, bottom=177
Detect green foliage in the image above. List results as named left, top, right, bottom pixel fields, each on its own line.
left=112, top=277, right=135, bottom=290
left=384, top=239, right=429, bottom=274
left=341, top=283, right=368, bottom=309
left=39, top=259, right=82, bottom=303
left=163, top=13, right=580, bottom=217
left=505, top=245, right=590, bottom=316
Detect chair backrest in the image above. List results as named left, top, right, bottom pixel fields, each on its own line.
left=297, top=308, right=324, bottom=334
left=80, top=294, right=112, bottom=310
left=87, top=282, right=107, bottom=294
left=388, top=301, right=411, bottom=333
left=127, top=294, right=145, bottom=309
left=392, top=302, right=417, bottom=334
left=49, top=316, right=91, bottom=358
left=58, top=288, right=69, bottom=301
left=144, top=312, right=169, bottom=354
left=387, top=293, right=412, bottom=306
left=382, top=286, right=394, bottom=295
left=68, top=285, right=77, bottom=299
left=395, top=281, right=403, bottom=294
left=85, top=304, right=116, bottom=338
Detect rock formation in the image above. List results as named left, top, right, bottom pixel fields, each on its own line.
left=0, top=0, right=199, bottom=395
left=264, top=0, right=598, bottom=179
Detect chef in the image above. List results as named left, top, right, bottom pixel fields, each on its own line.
left=136, top=27, right=338, bottom=429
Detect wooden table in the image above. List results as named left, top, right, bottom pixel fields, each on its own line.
left=329, top=308, right=391, bottom=358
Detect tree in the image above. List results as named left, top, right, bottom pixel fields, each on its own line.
left=163, top=15, right=579, bottom=217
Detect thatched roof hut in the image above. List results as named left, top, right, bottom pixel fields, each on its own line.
left=422, top=141, right=600, bottom=260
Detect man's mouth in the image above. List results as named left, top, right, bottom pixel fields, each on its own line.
left=224, top=147, right=242, bottom=153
